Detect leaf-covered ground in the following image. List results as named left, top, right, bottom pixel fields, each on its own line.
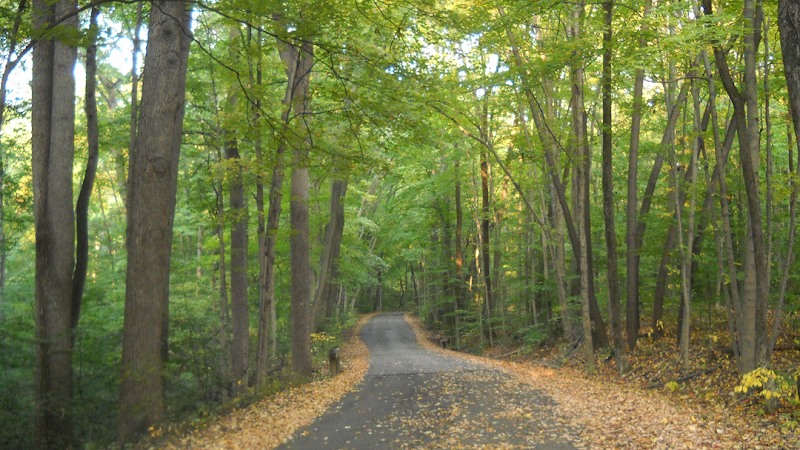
left=147, top=314, right=375, bottom=449
left=145, top=313, right=798, bottom=449
left=469, top=325, right=800, bottom=449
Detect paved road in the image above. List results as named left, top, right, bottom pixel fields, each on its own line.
left=278, top=313, right=581, bottom=449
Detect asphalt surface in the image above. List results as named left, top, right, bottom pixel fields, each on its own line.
left=277, top=312, right=581, bottom=449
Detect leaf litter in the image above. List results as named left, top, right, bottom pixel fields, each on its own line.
left=407, top=314, right=798, bottom=450
left=145, top=312, right=798, bottom=449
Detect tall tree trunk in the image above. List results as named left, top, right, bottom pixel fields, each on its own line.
left=478, top=103, right=494, bottom=325
left=454, top=160, right=464, bottom=349
left=119, top=2, right=191, bottom=442
left=569, top=0, right=595, bottom=366
left=216, top=182, right=230, bottom=402
left=32, top=1, right=78, bottom=447
left=226, top=117, right=249, bottom=391
left=323, top=180, right=348, bottom=320
left=224, top=26, right=249, bottom=391
left=601, top=0, right=630, bottom=374
left=626, top=0, right=653, bottom=350
left=71, top=7, right=100, bottom=345
left=288, top=34, right=314, bottom=378
left=774, top=0, right=800, bottom=359
left=678, top=76, right=702, bottom=368
left=705, top=0, right=767, bottom=373
left=314, top=179, right=348, bottom=325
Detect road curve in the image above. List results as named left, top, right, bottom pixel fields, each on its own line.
left=277, top=312, right=581, bottom=449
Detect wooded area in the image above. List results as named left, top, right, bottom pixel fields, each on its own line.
left=0, top=0, right=799, bottom=447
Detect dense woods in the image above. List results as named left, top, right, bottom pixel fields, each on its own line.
left=0, top=0, right=799, bottom=447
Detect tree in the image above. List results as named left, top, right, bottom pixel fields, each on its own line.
left=286, top=27, right=315, bottom=378
left=119, top=1, right=192, bottom=442
left=32, top=1, right=78, bottom=447
left=600, top=0, right=630, bottom=374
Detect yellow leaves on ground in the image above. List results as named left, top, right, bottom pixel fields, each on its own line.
left=154, top=314, right=374, bottom=450
left=404, top=314, right=798, bottom=449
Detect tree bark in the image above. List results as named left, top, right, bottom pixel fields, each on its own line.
left=71, top=7, right=100, bottom=346
left=454, top=160, right=464, bottom=348
left=226, top=120, right=249, bottom=391
left=705, top=0, right=767, bottom=373
left=314, top=179, right=348, bottom=325
left=626, top=0, right=652, bottom=350
left=601, top=0, right=630, bottom=374
left=288, top=34, right=314, bottom=378
left=119, top=2, right=191, bottom=442
left=32, top=1, right=78, bottom=447
left=774, top=0, right=800, bottom=358
left=323, top=180, right=348, bottom=320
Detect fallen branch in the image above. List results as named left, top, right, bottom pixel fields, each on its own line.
left=645, top=365, right=722, bottom=390
left=493, top=349, right=522, bottom=359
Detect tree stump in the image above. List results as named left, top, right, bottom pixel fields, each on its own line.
left=328, top=347, right=341, bottom=377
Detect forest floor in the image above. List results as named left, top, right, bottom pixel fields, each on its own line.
left=477, top=321, right=800, bottom=449
left=142, top=313, right=799, bottom=449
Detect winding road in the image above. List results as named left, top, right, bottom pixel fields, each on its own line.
left=277, top=313, right=581, bottom=449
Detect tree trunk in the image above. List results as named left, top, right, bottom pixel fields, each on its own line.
left=569, top=0, right=594, bottom=368
left=314, top=179, right=348, bottom=325
left=216, top=184, right=230, bottom=402
left=774, top=0, right=800, bottom=359
left=479, top=106, right=494, bottom=322
left=601, top=0, right=630, bottom=374
left=454, top=160, right=463, bottom=349
left=226, top=121, right=249, bottom=391
left=288, top=35, right=314, bottom=378
left=119, top=2, right=191, bottom=442
left=705, top=0, right=767, bottom=373
left=678, top=76, right=702, bottom=368
left=32, top=1, right=78, bottom=447
left=626, top=0, right=652, bottom=351
left=323, top=181, right=348, bottom=320
left=71, top=8, right=100, bottom=347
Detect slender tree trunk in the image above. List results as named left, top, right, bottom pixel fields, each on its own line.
left=314, top=179, right=348, bottom=325
left=216, top=184, right=230, bottom=402
left=774, top=0, right=800, bottom=359
left=479, top=107, right=494, bottom=322
left=71, top=7, right=100, bottom=346
left=764, top=17, right=774, bottom=284
left=569, top=0, right=594, bottom=367
left=224, top=25, right=249, bottom=390
left=601, top=0, right=630, bottom=374
left=32, top=1, right=78, bottom=447
left=226, top=118, right=249, bottom=391
left=119, top=2, right=191, bottom=442
left=454, top=161, right=463, bottom=349
left=678, top=76, right=702, bottom=368
left=705, top=0, right=767, bottom=372
left=323, top=181, right=348, bottom=320
left=626, top=0, right=653, bottom=350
